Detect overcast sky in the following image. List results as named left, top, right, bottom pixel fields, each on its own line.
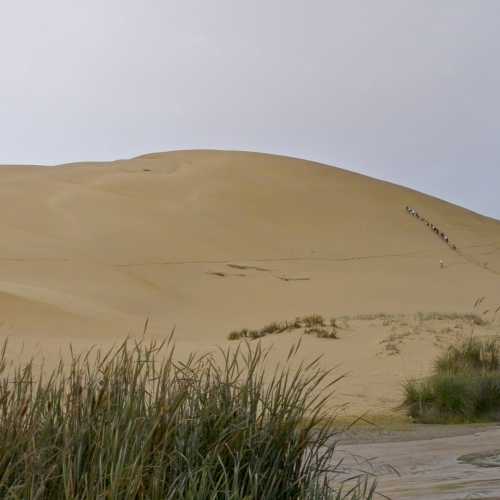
left=1, top=1, right=499, bottom=218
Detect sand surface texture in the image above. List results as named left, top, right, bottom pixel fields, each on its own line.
left=337, top=425, right=500, bottom=499
left=1, top=150, right=499, bottom=416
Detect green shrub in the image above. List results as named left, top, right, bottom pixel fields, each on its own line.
left=403, top=337, right=500, bottom=423
left=404, top=373, right=500, bottom=423
left=435, top=337, right=500, bottom=374
left=0, top=339, right=374, bottom=499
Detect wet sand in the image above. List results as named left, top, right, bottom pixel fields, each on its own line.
left=336, top=425, right=500, bottom=499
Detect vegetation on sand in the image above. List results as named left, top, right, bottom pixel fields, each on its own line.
left=0, top=339, right=375, bottom=499
left=228, top=315, right=341, bottom=341
left=403, top=337, right=500, bottom=423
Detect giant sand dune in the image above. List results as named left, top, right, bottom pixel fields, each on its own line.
left=1, top=150, right=499, bottom=416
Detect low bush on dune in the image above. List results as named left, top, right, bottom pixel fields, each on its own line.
left=403, top=337, right=500, bottom=423
left=0, top=339, right=375, bottom=499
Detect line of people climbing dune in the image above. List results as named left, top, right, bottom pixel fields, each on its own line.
left=405, top=206, right=457, bottom=251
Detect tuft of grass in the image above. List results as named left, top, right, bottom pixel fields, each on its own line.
left=248, top=329, right=265, bottom=340
left=402, top=337, right=500, bottom=423
left=0, top=339, right=375, bottom=499
left=302, top=314, right=326, bottom=328
left=289, top=317, right=304, bottom=330
left=329, top=318, right=340, bottom=329
left=228, top=328, right=250, bottom=340
left=228, top=330, right=243, bottom=340
left=403, top=373, right=500, bottom=423
left=228, top=316, right=338, bottom=342
left=435, top=337, right=500, bottom=374
left=260, top=321, right=284, bottom=335
left=305, top=328, right=338, bottom=340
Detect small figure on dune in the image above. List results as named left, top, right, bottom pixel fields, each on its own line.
left=451, top=244, right=457, bottom=251
left=440, top=260, right=445, bottom=269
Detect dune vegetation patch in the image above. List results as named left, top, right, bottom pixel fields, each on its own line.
left=403, top=337, right=500, bottom=423
left=227, top=308, right=497, bottom=345
left=228, top=315, right=341, bottom=341
left=0, top=339, right=376, bottom=499
left=339, top=310, right=493, bottom=327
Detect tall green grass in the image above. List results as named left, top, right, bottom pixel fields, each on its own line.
left=434, top=337, right=500, bottom=373
left=403, top=337, right=500, bottom=423
left=0, top=338, right=375, bottom=499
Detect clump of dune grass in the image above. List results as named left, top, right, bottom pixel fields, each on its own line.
left=302, top=314, right=326, bottom=328
left=260, top=321, right=281, bottom=334
left=260, top=321, right=288, bottom=335
left=0, top=339, right=375, bottom=499
left=435, top=337, right=500, bottom=373
left=288, top=317, right=304, bottom=330
left=227, top=328, right=262, bottom=340
left=227, top=315, right=339, bottom=342
left=403, top=337, right=500, bottom=423
left=305, top=327, right=339, bottom=340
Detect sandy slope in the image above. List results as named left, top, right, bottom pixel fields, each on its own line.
left=1, top=150, right=499, bottom=415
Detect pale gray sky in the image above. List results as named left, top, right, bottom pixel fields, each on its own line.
left=1, top=1, right=499, bottom=218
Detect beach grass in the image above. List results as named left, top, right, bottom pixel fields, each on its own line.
left=403, top=337, right=500, bottom=423
left=0, top=338, right=375, bottom=499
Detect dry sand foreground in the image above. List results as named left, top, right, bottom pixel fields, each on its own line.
left=1, top=150, right=499, bottom=417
